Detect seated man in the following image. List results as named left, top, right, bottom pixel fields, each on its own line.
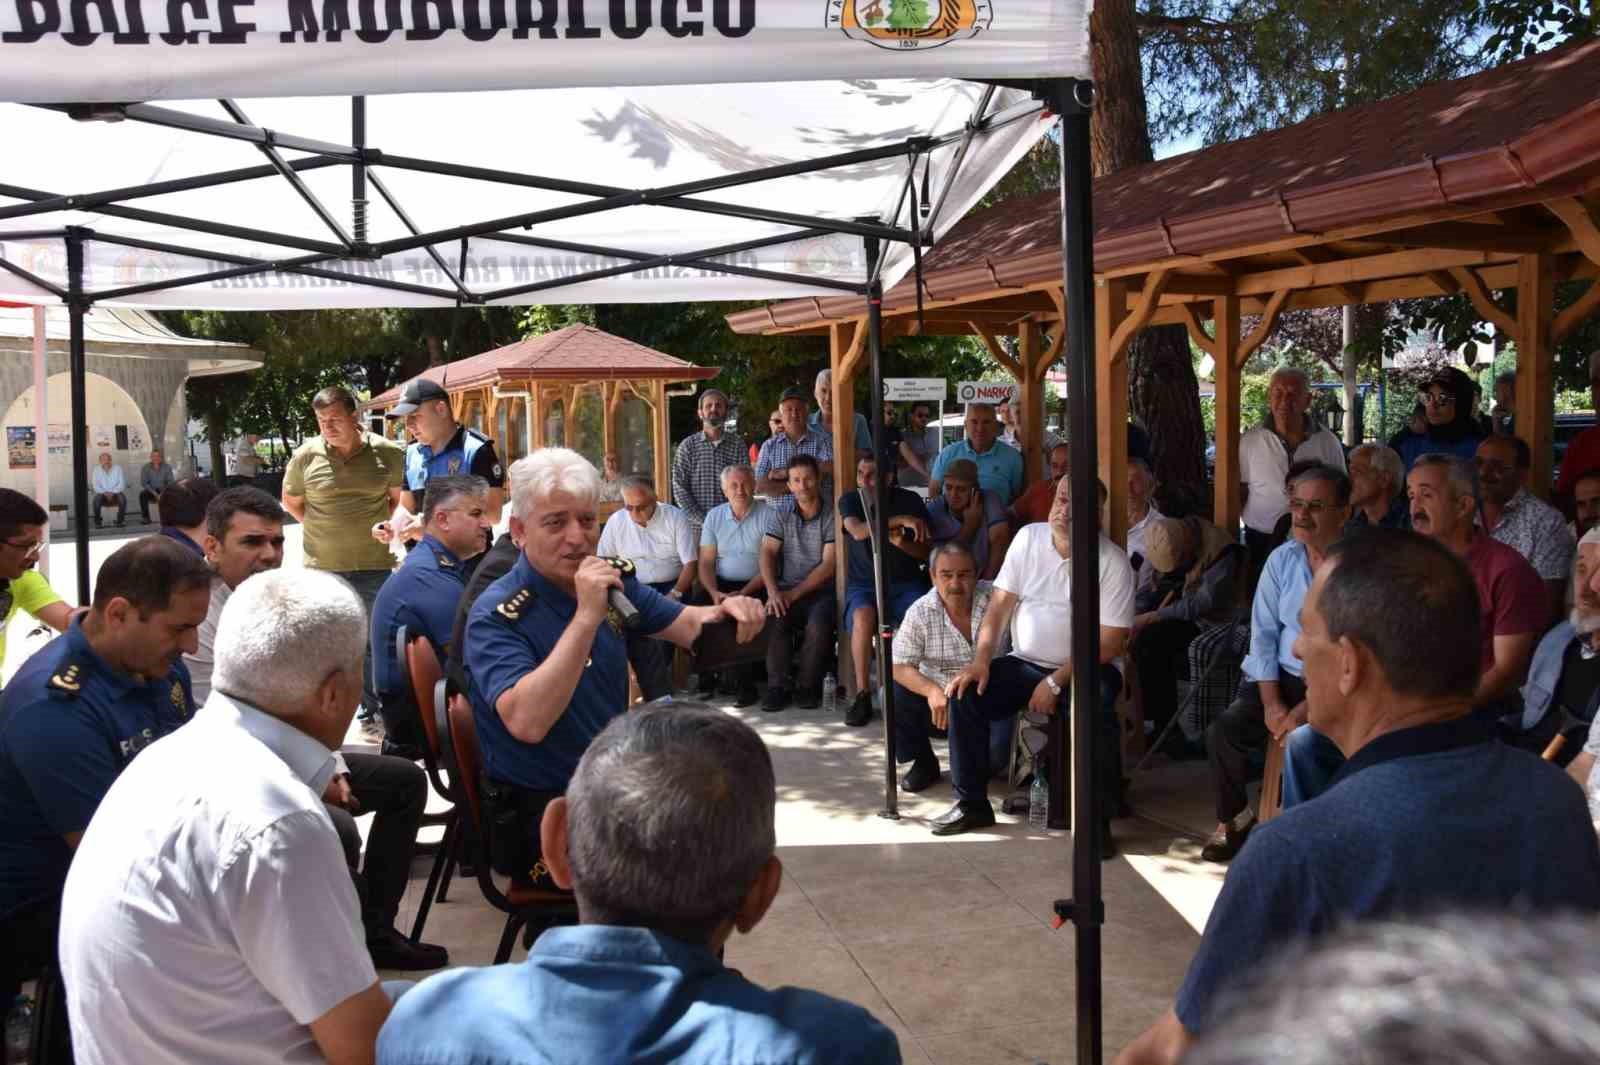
left=927, top=458, right=1010, bottom=581
left=944, top=476, right=1134, bottom=851
left=187, top=486, right=448, bottom=971
left=1343, top=442, right=1409, bottom=531
left=1115, top=529, right=1600, bottom=1065
left=1200, top=464, right=1350, bottom=863
left=839, top=450, right=930, bottom=727
left=138, top=448, right=177, bottom=524
left=91, top=450, right=127, bottom=527
left=447, top=529, right=521, bottom=696
left=697, top=463, right=770, bottom=707
left=758, top=454, right=837, bottom=712
left=1478, top=433, right=1575, bottom=622
left=1125, top=456, right=1165, bottom=592
left=59, top=569, right=396, bottom=1065
left=891, top=542, right=1011, bottom=792
left=0, top=489, right=74, bottom=684
left=371, top=475, right=491, bottom=752
left=1129, top=515, right=1248, bottom=751
left=0, top=537, right=210, bottom=1006
left=1573, top=467, right=1600, bottom=540
left=464, top=449, right=764, bottom=886
left=1008, top=442, right=1069, bottom=527
left=157, top=476, right=221, bottom=557
left=377, top=703, right=901, bottom=1065
left=597, top=474, right=697, bottom=701
left=1512, top=527, right=1600, bottom=762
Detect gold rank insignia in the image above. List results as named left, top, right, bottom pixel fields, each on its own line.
left=171, top=681, right=189, bottom=718
left=496, top=587, right=533, bottom=621
left=49, top=663, right=82, bottom=693
left=437, top=554, right=455, bottom=568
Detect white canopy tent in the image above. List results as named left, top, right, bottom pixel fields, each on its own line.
left=0, top=4, right=1113, bottom=1046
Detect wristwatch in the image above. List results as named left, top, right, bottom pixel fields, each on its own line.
left=1044, top=675, right=1062, bottom=695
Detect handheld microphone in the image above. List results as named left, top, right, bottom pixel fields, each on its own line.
left=597, top=556, right=642, bottom=628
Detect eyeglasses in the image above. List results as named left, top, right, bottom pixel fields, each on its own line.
left=1421, top=392, right=1455, bottom=407
left=1, top=538, right=44, bottom=556
left=1287, top=499, right=1332, bottom=515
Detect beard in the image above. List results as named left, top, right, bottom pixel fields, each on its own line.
left=1572, top=605, right=1600, bottom=636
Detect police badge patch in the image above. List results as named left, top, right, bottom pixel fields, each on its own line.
left=447, top=457, right=463, bottom=474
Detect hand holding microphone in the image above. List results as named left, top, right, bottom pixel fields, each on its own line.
left=596, top=556, right=641, bottom=627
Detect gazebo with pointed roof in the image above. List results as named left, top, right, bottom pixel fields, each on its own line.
left=367, top=324, right=719, bottom=497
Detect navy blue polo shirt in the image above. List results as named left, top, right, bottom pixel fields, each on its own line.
left=464, top=552, right=682, bottom=792
left=0, top=620, right=194, bottom=919
left=1176, top=716, right=1600, bottom=1032
left=370, top=534, right=470, bottom=699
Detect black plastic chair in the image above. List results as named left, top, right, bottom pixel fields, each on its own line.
left=395, top=626, right=459, bottom=943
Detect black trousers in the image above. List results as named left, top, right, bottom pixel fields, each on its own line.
left=949, top=655, right=1122, bottom=809
left=139, top=488, right=161, bottom=521
left=328, top=751, right=428, bottom=937
left=1208, top=673, right=1307, bottom=823
left=0, top=897, right=57, bottom=1005
left=698, top=577, right=762, bottom=692
left=766, top=589, right=836, bottom=695
left=624, top=579, right=677, bottom=701
left=894, top=681, right=1013, bottom=771
left=92, top=491, right=125, bottom=524
left=1133, top=619, right=1202, bottom=736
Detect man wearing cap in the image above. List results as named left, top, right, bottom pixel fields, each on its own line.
left=387, top=376, right=505, bottom=546
left=754, top=387, right=835, bottom=499
left=672, top=388, right=748, bottom=533
left=927, top=458, right=1010, bottom=581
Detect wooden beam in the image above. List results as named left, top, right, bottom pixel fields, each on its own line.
left=652, top=379, right=671, bottom=501
left=1517, top=253, right=1556, bottom=497
left=1546, top=197, right=1600, bottom=268
left=1236, top=247, right=1510, bottom=297
left=1291, top=246, right=1363, bottom=304
left=1235, top=288, right=1291, bottom=367
left=1095, top=278, right=1131, bottom=546
left=1106, top=268, right=1172, bottom=366
left=1448, top=266, right=1518, bottom=337
left=834, top=319, right=868, bottom=385
left=1019, top=319, right=1045, bottom=487
left=1555, top=280, right=1600, bottom=344
left=1178, top=303, right=1217, bottom=357
left=1377, top=220, right=1568, bottom=255
left=1213, top=294, right=1242, bottom=533
left=1158, top=273, right=1236, bottom=297
left=971, top=323, right=1024, bottom=380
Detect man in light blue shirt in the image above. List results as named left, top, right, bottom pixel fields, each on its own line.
left=377, top=703, right=902, bottom=1065
left=1200, top=464, right=1350, bottom=863
left=929, top=403, right=1024, bottom=505
left=808, top=368, right=872, bottom=456
left=697, top=465, right=769, bottom=707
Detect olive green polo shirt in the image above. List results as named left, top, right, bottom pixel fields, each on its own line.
left=283, top=432, right=405, bottom=572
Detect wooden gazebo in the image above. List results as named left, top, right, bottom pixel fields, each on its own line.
left=366, top=324, right=718, bottom=496
left=727, top=40, right=1600, bottom=545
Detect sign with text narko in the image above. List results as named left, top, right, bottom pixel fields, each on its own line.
left=883, top=378, right=946, bottom=401
left=955, top=381, right=1019, bottom=405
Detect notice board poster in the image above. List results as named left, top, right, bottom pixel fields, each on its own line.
left=7, top=427, right=36, bottom=470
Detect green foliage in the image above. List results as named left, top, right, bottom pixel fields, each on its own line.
left=887, top=0, right=930, bottom=29
left=1478, top=0, right=1596, bottom=59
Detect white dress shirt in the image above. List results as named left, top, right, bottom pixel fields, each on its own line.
left=59, top=692, right=377, bottom=1065
left=598, top=502, right=696, bottom=585
left=1126, top=503, right=1165, bottom=592
left=91, top=463, right=126, bottom=495
left=1238, top=422, right=1346, bottom=534
left=993, top=523, right=1136, bottom=670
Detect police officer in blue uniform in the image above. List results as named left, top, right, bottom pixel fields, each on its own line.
left=0, top=537, right=212, bottom=1005
left=390, top=378, right=505, bottom=540
left=370, top=475, right=492, bottom=752
left=463, top=449, right=766, bottom=887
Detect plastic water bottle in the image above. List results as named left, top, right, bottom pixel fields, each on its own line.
left=5, top=994, right=34, bottom=1065
left=1029, top=768, right=1049, bottom=830
left=822, top=673, right=836, bottom=713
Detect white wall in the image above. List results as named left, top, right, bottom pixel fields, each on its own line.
left=1, top=372, right=154, bottom=506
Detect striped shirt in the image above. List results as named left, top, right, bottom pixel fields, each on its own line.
left=753, top=429, right=834, bottom=497
left=671, top=430, right=748, bottom=526
left=763, top=496, right=835, bottom=590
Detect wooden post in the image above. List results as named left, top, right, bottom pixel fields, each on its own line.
left=1516, top=253, right=1556, bottom=496
left=828, top=321, right=856, bottom=697
left=1213, top=295, right=1243, bottom=534
left=653, top=379, right=672, bottom=501
left=604, top=380, right=621, bottom=457
left=1019, top=320, right=1045, bottom=487
left=1095, top=279, right=1130, bottom=546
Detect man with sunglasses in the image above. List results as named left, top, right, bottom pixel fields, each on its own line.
left=0, top=490, right=72, bottom=676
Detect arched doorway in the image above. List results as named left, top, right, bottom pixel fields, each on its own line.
left=1, top=372, right=153, bottom=508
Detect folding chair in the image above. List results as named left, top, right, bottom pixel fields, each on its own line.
left=1258, top=739, right=1285, bottom=824
left=398, top=627, right=460, bottom=944
left=443, top=696, right=579, bottom=964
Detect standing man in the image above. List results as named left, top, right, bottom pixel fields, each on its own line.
left=697, top=465, right=770, bottom=707
left=597, top=476, right=698, bottom=702
left=943, top=476, right=1135, bottom=850
left=389, top=377, right=505, bottom=543
left=463, top=448, right=764, bottom=883
left=1343, top=443, right=1409, bottom=531
left=927, top=458, right=1010, bottom=581
left=929, top=403, right=1024, bottom=506
left=809, top=368, right=872, bottom=457
left=92, top=451, right=127, bottom=528
left=1477, top=434, right=1575, bottom=621
left=0, top=537, right=211, bottom=1006
left=1239, top=368, right=1346, bottom=572
left=755, top=387, right=835, bottom=498
left=839, top=451, right=930, bottom=727
left=138, top=449, right=176, bottom=524
left=282, top=385, right=406, bottom=724
left=0, top=490, right=73, bottom=684
left=671, top=388, right=747, bottom=534
left=1126, top=456, right=1165, bottom=592
left=759, top=454, right=837, bottom=712
left=156, top=477, right=220, bottom=557
left=897, top=401, right=939, bottom=488
left=225, top=432, right=261, bottom=487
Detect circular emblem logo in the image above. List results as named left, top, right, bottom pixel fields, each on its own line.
left=829, top=0, right=991, bottom=50
left=957, top=382, right=978, bottom=402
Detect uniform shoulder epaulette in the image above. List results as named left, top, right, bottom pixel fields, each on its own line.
left=495, top=585, right=536, bottom=622
left=435, top=550, right=456, bottom=569
left=47, top=660, right=84, bottom=696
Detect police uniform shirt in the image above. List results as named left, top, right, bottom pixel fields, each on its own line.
left=405, top=425, right=504, bottom=511
left=0, top=619, right=194, bottom=918
left=464, top=552, right=683, bottom=793
left=370, top=534, right=469, bottom=699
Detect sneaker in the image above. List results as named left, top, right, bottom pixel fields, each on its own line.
left=845, top=691, right=873, bottom=727
left=762, top=687, right=788, bottom=713
left=366, top=926, right=448, bottom=971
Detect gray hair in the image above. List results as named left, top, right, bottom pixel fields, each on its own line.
left=1411, top=452, right=1480, bottom=504
left=422, top=474, right=489, bottom=525
left=814, top=368, right=832, bottom=390
left=929, top=540, right=976, bottom=571
left=565, top=703, right=776, bottom=944
left=618, top=474, right=656, bottom=497
left=1349, top=443, right=1404, bottom=490
left=212, top=569, right=367, bottom=712
left=720, top=463, right=754, bottom=487
left=1269, top=366, right=1311, bottom=391
left=1288, top=462, right=1351, bottom=504
left=509, top=448, right=600, bottom=521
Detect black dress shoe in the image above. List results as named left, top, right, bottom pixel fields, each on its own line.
left=734, top=684, right=761, bottom=708
left=795, top=688, right=821, bottom=710
left=762, top=687, right=788, bottom=713
left=930, top=802, right=996, bottom=836
left=1199, top=818, right=1252, bottom=863
left=845, top=691, right=873, bottom=726
left=367, top=926, right=449, bottom=971
left=900, top=758, right=941, bottom=793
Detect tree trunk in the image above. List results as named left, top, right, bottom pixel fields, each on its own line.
left=205, top=409, right=227, bottom=484
left=1091, top=0, right=1208, bottom=517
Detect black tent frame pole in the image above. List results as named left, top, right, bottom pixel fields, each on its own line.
left=65, top=227, right=92, bottom=602
left=861, top=232, right=897, bottom=820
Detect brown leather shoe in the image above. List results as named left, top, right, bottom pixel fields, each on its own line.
left=1199, top=819, right=1252, bottom=863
